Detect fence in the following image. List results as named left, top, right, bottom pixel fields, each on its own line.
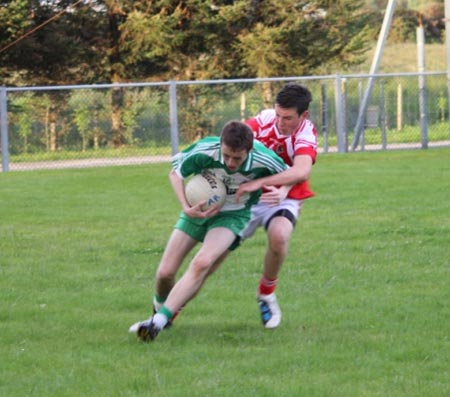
left=1, top=72, right=449, bottom=172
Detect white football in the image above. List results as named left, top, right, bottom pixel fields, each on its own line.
left=185, top=172, right=226, bottom=210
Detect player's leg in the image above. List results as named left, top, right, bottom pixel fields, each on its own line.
left=256, top=216, right=293, bottom=329
left=263, top=215, right=294, bottom=281
left=206, top=249, right=230, bottom=277
left=138, top=227, right=236, bottom=341
left=154, top=228, right=198, bottom=305
left=158, top=227, right=235, bottom=318
left=128, top=229, right=197, bottom=334
left=257, top=200, right=301, bottom=329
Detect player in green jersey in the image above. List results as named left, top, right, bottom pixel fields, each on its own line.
left=129, top=120, right=288, bottom=342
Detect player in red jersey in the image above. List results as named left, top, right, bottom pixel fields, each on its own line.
left=236, top=83, right=318, bottom=328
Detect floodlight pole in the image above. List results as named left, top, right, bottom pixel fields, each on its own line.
left=351, top=0, right=397, bottom=151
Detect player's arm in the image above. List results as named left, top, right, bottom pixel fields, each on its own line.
left=258, top=184, right=294, bottom=206
left=235, top=154, right=313, bottom=201
left=169, top=170, right=219, bottom=218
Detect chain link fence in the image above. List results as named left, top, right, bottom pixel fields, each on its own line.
left=1, top=73, right=449, bottom=172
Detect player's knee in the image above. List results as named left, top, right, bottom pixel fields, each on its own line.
left=266, top=236, right=288, bottom=263
left=269, top=227, right=290, bottom=248
left=190, top=253, right=214, bottom=277
left=156, top=265, right=177, bottom=282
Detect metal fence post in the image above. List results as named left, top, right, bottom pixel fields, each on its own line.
left=445, top=0, right=450, bottom=134
left=358, top=81, right=366, bottom=151
left=169, top=80, right=179, bottom=156
left=417, top=25, right=428, bottom=149
left=1, top=86, right=10, bottom=172
left=342, top=78, right=349, bottom=150
left=380, top=80, right=387, bottom=150
left=321, top=83, right=329, bottom=153
left=334, top=75, right=347, bottom=152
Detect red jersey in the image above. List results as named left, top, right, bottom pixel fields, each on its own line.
left=246, top=109, right=318, bottom=200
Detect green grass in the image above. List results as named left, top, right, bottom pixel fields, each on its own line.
left=9, top=145, right=174, bottom=163
left=1, top=148, right=449, bottom=397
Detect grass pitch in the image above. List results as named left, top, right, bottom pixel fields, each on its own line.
left=1, top=148, right=449, bottom=397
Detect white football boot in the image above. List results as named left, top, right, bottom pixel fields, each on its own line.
left=257, top=292, right=282, bottom=329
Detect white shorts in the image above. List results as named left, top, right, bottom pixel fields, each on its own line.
left=241, top=199, right=303, bottom=240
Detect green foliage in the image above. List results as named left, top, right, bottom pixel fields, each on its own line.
left=223, top=0, right=377, bottom=78
left=1, top=149, right=450, bottom=396
left=69, top=90, right=111, bottom=150
left=118, top=0, right=243, bottom=80
left=1, top=0, right=446, bottom=86
left=10, top=93, right=33, bottom=152
left=3, top=71, right=448, bottom=160
left=420, top=1, right=446, bottom=42
left=382, top=1, right=445, bottom=44
left=1, top=0, right=435, bottom=144
left=0, top=0, right=31, bottom=40
left=0, top=0, right=379, bottom=85
left=389, top=7, right=419, bottom=43
left=0, top=0, right=110, bottom=85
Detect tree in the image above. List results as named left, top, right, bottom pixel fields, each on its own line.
left=0, top=0, right=109, bottom=85
left=0, top=0, right=33, bottom=84
left=116, top=0, right=376, bottom=125
left=115, top=1, right=375, bottom=81
left=1, top=0, right=377, bottom=146
left=113, top=0, right=376, bottom=106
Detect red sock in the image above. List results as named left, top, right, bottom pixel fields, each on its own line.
left=258, top=276, right=277, bottom=295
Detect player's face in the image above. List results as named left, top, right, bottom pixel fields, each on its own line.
left=221, top=144, right=248, bottom=171
left=275, top=104, right=306, bottom=136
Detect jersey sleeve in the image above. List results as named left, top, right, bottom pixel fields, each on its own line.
left=246, top=109, right=276, bottom=137
left=171, top=140, right=215, bottom=178
left=252, top=141, right=289, bottom=175
left=294, top=120, right=318, bottom=164
left=246, top=117, right=260, bottom=134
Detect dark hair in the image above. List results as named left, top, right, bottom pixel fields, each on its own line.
left=275, top=83, right=312, bottom=115
left=220, top=120, right=254, bottom=152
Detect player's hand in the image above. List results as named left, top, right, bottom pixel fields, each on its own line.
left=235, top=180, right=264, bottom=202
left=184, top=201, right=220, bottom=218
left=259, top=185, right=287, bottom=206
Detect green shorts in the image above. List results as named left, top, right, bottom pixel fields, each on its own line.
left=174, top=210, right=250, bottom=251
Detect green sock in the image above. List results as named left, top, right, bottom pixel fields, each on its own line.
left=153, top=305, right=174, bottom=329
left=159, top=305, right=174, bottom=320
left=154, top=294, right=165, bottom=304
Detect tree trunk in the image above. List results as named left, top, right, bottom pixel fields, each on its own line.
left=49, top=106, right=57, bottom=152
left=262, top=81, right=273, bottom=108
left=49, top=122, right=57, bottom=152
left=110, top=84, right=125, bottom=147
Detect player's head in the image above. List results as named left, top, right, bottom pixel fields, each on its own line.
left=274, top=83, right=312, bottom=135
left=220, top=120, right=254, bottom=171
left=276, top=83, right=312, bottom=115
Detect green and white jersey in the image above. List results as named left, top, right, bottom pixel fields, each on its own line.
left=172, top=136, right=288, bottom=212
